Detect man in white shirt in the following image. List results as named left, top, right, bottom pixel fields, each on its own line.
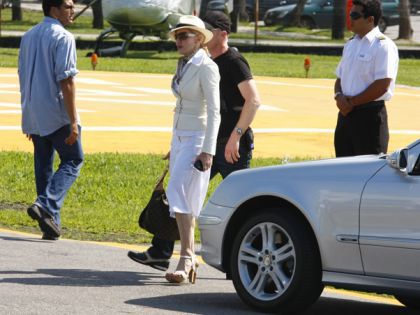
left=334, top=0, right=398, bottom=157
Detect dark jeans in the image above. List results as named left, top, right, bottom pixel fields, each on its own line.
left=148, top=137, right=253, bottom=259
left=31, top=125, right=84, bottom=225
left=334, top=104, right=389, bottom=157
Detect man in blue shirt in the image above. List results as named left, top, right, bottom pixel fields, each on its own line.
left=18, top=0, right=83, bottom=240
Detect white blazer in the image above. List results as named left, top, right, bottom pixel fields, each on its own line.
left=172, top=49, right=221, bottom=155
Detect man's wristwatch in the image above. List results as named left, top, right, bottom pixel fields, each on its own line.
left=234, top=127, right=243, bottom=136
left=334, top=92, right=343, bottom=100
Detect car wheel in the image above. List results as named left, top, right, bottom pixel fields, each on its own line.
left=378, top=18, right=387, bottom=32
left=395, top=295, right=420, bottom=310
left=230, top=208, right=323, bottom=313
left=301, top=17, right=316, bottom=29
left=264, top=18, right=274, bottom=26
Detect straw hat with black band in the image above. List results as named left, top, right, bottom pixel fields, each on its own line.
left=169, top=15, right=213, bottom=44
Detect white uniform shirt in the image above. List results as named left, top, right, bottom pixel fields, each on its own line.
left=336, top=26, right=399, bottom=101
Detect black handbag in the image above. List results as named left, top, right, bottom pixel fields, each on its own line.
left=138, top=167, right=180, bottom=241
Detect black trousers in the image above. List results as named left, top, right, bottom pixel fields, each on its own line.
left=334, top=104, right=389, bottom=157
left=148, top=130, right=254, bottom=259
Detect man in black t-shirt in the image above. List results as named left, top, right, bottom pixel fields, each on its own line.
left=205, top=11, right=261, bottom=179
left=127, top=11, right=260, bottom=271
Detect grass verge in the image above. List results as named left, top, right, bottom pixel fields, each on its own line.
left=2, top=47, right=420, bottom=86
left=0, top=151, right=315, bottom=243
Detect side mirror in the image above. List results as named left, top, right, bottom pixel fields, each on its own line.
left=387, top=149, right=408, bottom=171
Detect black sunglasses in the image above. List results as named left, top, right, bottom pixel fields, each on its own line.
left=349, top=11, right=364, bottom=20
left=174, top=32, right=197, bottom=41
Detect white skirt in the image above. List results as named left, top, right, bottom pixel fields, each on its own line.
left=166, top=130, right=210, bottom=218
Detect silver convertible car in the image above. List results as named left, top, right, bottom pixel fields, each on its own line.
left=199, top=139, right=420, bottom=313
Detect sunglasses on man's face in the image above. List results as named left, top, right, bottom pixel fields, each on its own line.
left=175, top=32, right=197, bottom=41
left=349, top=11, right=364, bottom=20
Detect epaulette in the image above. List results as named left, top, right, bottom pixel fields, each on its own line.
left=347, top=35, right=355, bottom=41
left=376, top=35, right=386, bottom=40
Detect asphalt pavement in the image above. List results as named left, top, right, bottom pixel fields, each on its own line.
left=0, top=229, right=416, bottom=315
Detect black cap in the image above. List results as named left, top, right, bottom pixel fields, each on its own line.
left=203, top=11, right=231, bottom=34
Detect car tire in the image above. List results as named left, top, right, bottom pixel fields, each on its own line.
left=301, top=16, right=316, bottom=29
left=395, top=295, right=420, bottom=310
left=230, top=208, right=323, bottom=313
left=264, top=18, right=274, bottom=26
left=378, top=17, right=387, bottom=32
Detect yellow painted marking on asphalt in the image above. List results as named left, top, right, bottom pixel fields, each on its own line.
left=1, top=67, right=419, bottom=157
left=323, top=287, right=403, bottom=306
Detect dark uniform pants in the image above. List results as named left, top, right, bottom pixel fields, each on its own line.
left=334, top=104, right=389, bottom=157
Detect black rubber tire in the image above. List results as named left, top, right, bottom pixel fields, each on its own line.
left=301, top=16, right=316, bottom=29
left=230, top=208, right=323, bottom=313
left=395, top=294, right=420, bottom=310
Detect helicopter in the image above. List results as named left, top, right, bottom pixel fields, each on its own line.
left=81, top=0, right=229, bottom=57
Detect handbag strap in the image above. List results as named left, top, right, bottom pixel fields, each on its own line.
left=155, top=165, right=169, bottom=191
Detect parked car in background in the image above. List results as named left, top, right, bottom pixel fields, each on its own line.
left=264, top=0, right=399, bottom=32
left=199, top=139, right=420, bottom=313
left=246, top=0, right=297, bottom=21
left=411, top=0, right=420, bottom=13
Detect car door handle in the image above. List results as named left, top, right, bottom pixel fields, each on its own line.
left=336, top=235, right=359, bottom=243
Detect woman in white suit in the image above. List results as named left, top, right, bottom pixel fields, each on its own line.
left=165, top=15, right=221, bottom=284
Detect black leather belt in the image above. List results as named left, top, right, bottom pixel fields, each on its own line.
left=353, top=100, right=385, bottom=111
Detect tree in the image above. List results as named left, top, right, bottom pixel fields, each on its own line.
left=11, top=0, right=21, bottom=21
left=91, top=0, right=103, bottom=29
left=398, top=0, right=412, bottom=39
left=332, top=0, right=346, bottom=39
left=289, top=0, right=307, bottom=27
left=230, top=0, right=246, bottom=33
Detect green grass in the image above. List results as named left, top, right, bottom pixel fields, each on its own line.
left=2, top=47, right=420, bottom=86
left=0, top=7, right=111, bottom=33
left=0, top=152, right=309, bottom=243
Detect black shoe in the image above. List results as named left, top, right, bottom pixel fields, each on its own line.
left=127, top=250, right=170, bottom=271
left=42, top=233, right=59, bottom=241
left=27, top=204, right=61, bottom=238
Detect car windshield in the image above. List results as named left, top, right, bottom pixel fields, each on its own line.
left=307, top=0, right=330, bottom=5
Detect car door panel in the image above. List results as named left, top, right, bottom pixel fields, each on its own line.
left=360, top=162, right=420, bottom=280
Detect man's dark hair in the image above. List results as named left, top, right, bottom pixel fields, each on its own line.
left=352, top=0, right=382, bottom=26
left=42, top=0, right=64, bottom=17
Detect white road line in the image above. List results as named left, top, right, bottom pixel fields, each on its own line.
left=260, top=105, right=288, bottom=112
left=0, top=108, right=95, bottom=114
left=0, top=102, right=20, bottom=108
left=76, top=78, right=123, bottom=86
left=116, top=86, right=173, bottom=95
left=0, top=84, right=19, bottom=89
left=1, top=126, right=419, bottom=135
left=0, top=110, right=21, bottom=114
left=77, top=97, right=174, bottom=106
left=76, top=98, right=285, bottom=111
left=0, top=91, right=19, bottom=95
left=77, top=88, right=146, bottom=97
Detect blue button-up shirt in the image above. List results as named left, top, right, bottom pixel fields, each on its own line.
left=19, top=17, right=79, bottom=136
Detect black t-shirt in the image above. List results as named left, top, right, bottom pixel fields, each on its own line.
left=213, top=47, right=253, bottom=139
